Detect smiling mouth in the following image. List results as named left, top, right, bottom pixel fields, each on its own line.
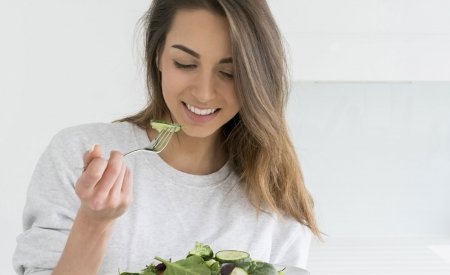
left=183, top=102, right=220, bottom=116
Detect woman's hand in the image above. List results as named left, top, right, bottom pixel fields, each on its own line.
left=53, top=145, right=133, bottom=274
left=75, top=144, right=133, bottom=223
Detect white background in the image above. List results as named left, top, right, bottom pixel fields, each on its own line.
left=1, top=0, right=449, bottom=274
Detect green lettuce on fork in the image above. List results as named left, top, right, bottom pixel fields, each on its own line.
left=119, top=242, right=286, bottom=275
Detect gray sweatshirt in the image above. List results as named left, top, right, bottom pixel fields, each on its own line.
left=13, top=121, right=312, bottom=274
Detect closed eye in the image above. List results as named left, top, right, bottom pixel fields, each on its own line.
left=220, top=71, right=233, bottom=80
left=174, top=61, right=196, bottom=70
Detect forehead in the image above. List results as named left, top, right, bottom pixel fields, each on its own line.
left=164, top=9, right=232, bottom=58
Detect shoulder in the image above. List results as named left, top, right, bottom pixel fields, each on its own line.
left=273, top=214, right=312, bottom=241
left=51, top=121, right=140, bottom=147
left=268, top=213, right=313, bottom=255
left=44, top=121, right=143, bottom=163
left=269, top=215, right=313, bottom=268
left=53, top=121, right=138, bottom=142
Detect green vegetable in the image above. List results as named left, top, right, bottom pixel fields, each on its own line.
left=119, top=262, right=159, bottom=275
left=119, top=242, right=286, bottom=275
left=230, top=267, right=248, bottom=275
left=154, top=255, right=210, bottom=275
left=141, top=263, right=161, bottom=275
left=251, top=261, right=278, bottom=275
left=205, top=259, right=220, bottom=275
left=235, top=260, right=257, bottom=273
left=234, top=260, right=279, bottom=275
left=215, top=250, right=250, bottom=264
left=188, top=241, right=214, bottom=260
left=205, top=259, right=218, bottom=267
left=150, top=119, right=181, bottom=133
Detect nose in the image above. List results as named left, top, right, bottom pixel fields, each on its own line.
left=192, top=72, right=216, bottom=103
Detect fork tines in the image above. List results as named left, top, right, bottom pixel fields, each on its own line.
left=152, top=128, right=175, bottom=153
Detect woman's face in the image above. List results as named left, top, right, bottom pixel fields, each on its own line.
left=158, top=9, right=239, bottom=139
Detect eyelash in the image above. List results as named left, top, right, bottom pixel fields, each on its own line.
left=174, top=61, right=233, bottom=80
left=174, top=61, right=196, bottom=70
left=221, top=71, right=233, bottom=80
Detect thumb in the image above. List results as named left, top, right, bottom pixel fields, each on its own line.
left=83, top=144, right=103, bottom=169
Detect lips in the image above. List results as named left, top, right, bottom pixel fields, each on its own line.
left=182, top=102, right=220, bottom=123
left=185, top=103, right=217, bottom=116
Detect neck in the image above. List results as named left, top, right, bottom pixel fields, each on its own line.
left=146, top=128, right=227, bottom=175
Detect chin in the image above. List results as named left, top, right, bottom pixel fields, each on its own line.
left=181, top=126, right=219, bottom=139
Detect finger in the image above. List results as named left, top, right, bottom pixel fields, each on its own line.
left=121, top=167, right=133, bottom=206
left=94, top=151, right=124, bottom=195
left=83, top=144, right=102, bottom=171
left=80, top=158, right=108, bottom=190
left=109, top=162, right=127, bottom=200
left=121, top=167, right=133, bottom=195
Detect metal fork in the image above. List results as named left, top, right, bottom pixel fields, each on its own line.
left=81, top=128, right=175, bottom=171
left=123, top=127, right=175, bottom=156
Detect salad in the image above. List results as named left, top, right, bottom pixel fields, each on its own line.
left=150, top=120, right=182, bottom=133
left=119, top=242, right=286, bottom=275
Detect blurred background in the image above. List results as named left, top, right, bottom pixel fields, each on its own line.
left=1, top=0, right=449, bottom=274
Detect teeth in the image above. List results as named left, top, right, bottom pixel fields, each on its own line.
left=186, top=103, right=217, bottom=116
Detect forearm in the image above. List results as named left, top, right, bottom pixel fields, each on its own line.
left=52, top=146, right=132, bottom=274
left=52, top=210, right=115, bottom=275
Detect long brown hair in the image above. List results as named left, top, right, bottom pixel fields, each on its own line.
left=115, top=0, right=320, bottom=237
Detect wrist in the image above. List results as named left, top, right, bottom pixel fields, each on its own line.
left=75, top=208, right=116, bottom=234
left=52, top=209, right=116, bottom=275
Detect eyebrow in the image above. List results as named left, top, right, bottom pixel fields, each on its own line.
left=172, top=44, right=232, bottom=64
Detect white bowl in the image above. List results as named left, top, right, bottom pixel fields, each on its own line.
left=273, top=264, right=310, bottom=275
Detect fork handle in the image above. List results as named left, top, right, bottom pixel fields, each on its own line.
left=122, top=150, right=140, bottom=157
left=122, top=148, right=153, bottom=157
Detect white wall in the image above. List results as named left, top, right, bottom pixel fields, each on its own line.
left=0, top=0, right=151, bottom=272
left=287, top=82, right=450, bottom=237
left=267, top=0, right=450, bottom=81
left=1, top=0, right=449, bottom=273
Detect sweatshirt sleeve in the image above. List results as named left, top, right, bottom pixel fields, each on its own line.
left=270, top=222, right=313, bottom=269
left=12, top=129, right=86, bottom=275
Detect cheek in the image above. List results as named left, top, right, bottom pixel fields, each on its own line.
left=161, top=68, right=188, bottom=102
left=225, top=88, right=240, bottom=114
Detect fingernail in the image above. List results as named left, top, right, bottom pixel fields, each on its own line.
left=89, top=144, right=97, bottom=154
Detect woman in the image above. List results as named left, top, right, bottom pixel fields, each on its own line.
left=13, top=0, right=320, bottom=274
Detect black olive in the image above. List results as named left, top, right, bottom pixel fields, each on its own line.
left=155, top=262, right=166, bottom=271
left=220, top=263, right=236, bottom=275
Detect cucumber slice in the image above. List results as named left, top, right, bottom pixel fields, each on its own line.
left=150, top=119, right=181, bottom=133
left=230, top=267, right=248, bottom=275
left=215, top=250, right=250, bottom=264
